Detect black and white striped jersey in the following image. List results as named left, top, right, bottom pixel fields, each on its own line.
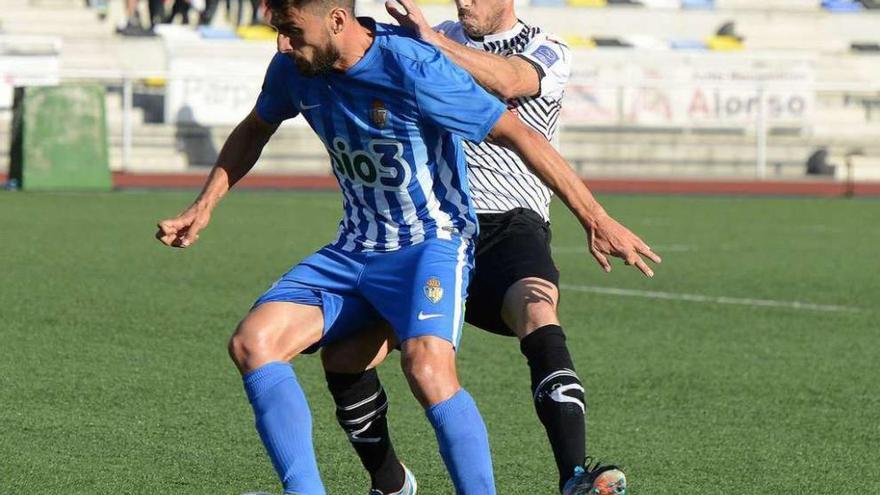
left=435, top=20, right=571, bottom=221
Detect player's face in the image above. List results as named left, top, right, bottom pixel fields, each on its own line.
left=454, top=0, right=507, bottom=38
left=270, top=6, right=340, bottom=77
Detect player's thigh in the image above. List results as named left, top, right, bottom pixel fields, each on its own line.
left=321, top=320, right=397, bottom=374
left=230, top=301, right=325, bottom=372
left=232, top=244, right=375, bottom=371
left=364, top=236, right=473, bottom=350
left=465, top=208, right=561, bottom=337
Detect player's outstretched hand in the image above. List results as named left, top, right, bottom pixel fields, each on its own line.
left=385, top=0, right=438, bottom=43
left=587, top=214, right=661, bottom=277
left=155, top=205, right=211, bottom=249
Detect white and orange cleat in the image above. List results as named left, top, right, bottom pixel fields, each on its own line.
left=561, top=458, right=627, bottom=495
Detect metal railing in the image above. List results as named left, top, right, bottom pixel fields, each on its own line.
left=3, top=70, right=880, bottom=179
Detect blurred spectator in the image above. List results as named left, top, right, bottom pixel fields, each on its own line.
left=716, top=21, right=743, bottom=43
left=116, top=0, right=163, bottom=36
left=166, top=0, right=193, bottom=25
left=223, top=0, right=265, bottom=26
left=806, top=148, right=836, bottom=176
left=199, top=0, right=221, bottom=25
left=198, top=0, right=262, bottom=26
left=84, top=0, right=109, bottom=21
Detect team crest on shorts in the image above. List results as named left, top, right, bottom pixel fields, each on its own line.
left=371, top=100, right=388, bottom=128
left=424, top=277, right=444, bottom=304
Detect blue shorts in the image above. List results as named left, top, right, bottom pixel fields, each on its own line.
left=254, top=236, right=474, bottom=353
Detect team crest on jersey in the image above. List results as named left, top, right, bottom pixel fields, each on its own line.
left=424, top=277, right=444, bottom=304
left=371, top=100, right=388, bottom=128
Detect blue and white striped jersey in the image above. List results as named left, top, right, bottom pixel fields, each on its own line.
left=256, top=18, right=507, bottom=252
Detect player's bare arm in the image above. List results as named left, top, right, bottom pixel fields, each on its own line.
left=155, top=109, right=279, bottom=248
left=386, top=0, right=539, bottom=99
left=488, top=111, right=662, bottom=277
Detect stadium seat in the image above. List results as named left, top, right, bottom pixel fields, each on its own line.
left=562, top=34, right=597, bottom=48
left=681, top=0, right=714, bottom=8
left=851, top=42, right=880, bottom=52
left=142, top=77, right=167, bottom=88
left=154, top=24, right=200, bottom=41
left=592, top=36, right=633, bottom=47
left=236, top=25, right=276, bottom=41
left=640, top=0, right=681, bottom=7
left=198, top=27, right=239, bottom=40
left=567, top=0, right=608, bottom=7
left=623, top=34, right=669, bottom=50
left=707, top=35, right=744, bottom=50
left=821, top=0, right=864, bottom=11
left=670, top=38, right=708, bottom=50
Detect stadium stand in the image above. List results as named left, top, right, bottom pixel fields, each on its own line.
left=1, top=0, right=879, bottom=181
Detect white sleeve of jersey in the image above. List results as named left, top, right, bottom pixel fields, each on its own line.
left=516, top=33, right=572, bottom=100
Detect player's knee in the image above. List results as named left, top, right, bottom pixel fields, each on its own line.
left=502, top=278, right=560, bottom=338
left=400, top=337, right=459, bottom=407
left=228, top=323, right=263, bottom=371
left=228, top=320, right=286, bottom=373
left=402, top=356, right=441, bottom=389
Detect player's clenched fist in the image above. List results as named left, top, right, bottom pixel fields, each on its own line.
left=155, top=205, right=212, bottom=248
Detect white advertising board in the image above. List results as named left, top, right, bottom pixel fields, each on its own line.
left=163, top=36, right=287, bottom=125
left=562, top=51, right=816, bottom=128
left=0, top=36, right=61, bottom=110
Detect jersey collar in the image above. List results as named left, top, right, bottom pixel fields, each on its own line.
left=335, top=17, right=381, bottom=78
left=467, top=20, right=525, bottom=44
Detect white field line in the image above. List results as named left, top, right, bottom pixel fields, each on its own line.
left=559, top=284, right=860, bottom=313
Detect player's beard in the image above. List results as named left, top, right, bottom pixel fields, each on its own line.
left=458, top=3, right=507, bottom=38
left=294, top=43, right=340, bottom=77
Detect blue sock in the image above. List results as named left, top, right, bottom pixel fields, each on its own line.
left=426, top=389, right=496, bottom=495
left=243, top=361, right=326, bottom=495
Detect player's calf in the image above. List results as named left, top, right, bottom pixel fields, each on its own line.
left=325, top=368, right=406, bottom=494
left=520, top=323, right=587, bottom=491
left=400, top=336, right=496, bottom=494
left=229, top=302, right=329, bottom=494
left=501, top=277, right=560, bottom=338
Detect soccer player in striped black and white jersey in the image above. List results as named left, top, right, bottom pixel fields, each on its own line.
left=320, top=0, right=660, bottom=494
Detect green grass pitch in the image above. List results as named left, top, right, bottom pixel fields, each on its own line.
left=1, top=191, right=879, bottom=494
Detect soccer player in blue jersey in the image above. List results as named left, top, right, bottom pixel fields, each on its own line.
left=155, top=0, right=657, bottom=493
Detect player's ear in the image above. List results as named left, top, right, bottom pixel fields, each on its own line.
left=327, top=6, right=348, bottom=35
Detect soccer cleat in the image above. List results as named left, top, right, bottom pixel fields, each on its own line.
left=369, top=463, right=418, bottom=495
left=561, top=457, right=627, bottom=495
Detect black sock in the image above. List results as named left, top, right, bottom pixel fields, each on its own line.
left=520, top=324, right=587, bottom=491
left=325, top=369, right=404, bottom=493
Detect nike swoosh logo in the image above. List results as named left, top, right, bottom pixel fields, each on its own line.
left=417, top=312, right=444, bottom=321
left=299, top=101, right=321, bottom=110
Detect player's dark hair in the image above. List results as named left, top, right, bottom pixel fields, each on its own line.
left=267, top=0, right=354, bottom=15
